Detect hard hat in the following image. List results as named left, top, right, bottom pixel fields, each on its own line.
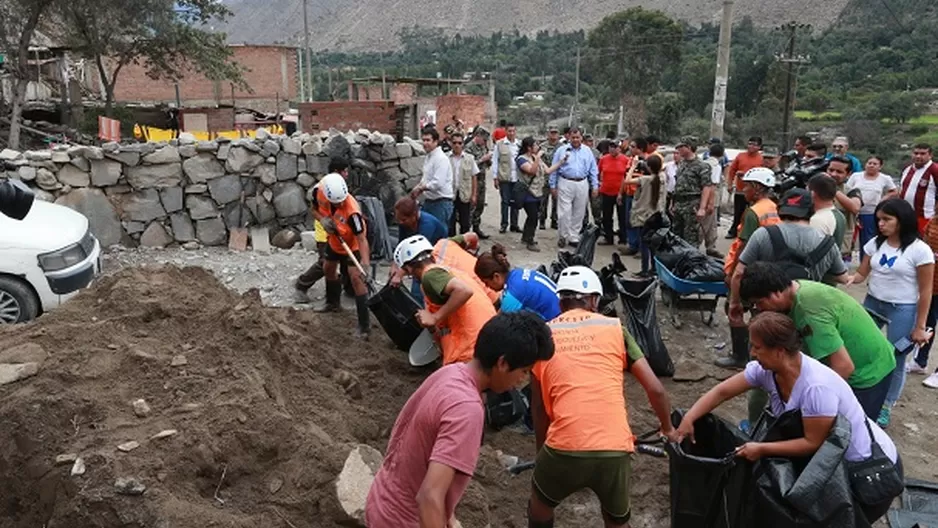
left=556, top=266, right=603, bottom=296
left=394, top=235, right=434, bottom=268
left=742, top=167, right=777, bottom=188
left=320, top=173, right=348, bottom=204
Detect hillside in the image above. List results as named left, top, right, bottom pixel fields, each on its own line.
left=216, top=0, right=852, bottom=51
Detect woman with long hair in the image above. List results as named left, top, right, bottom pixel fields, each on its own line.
left=620, top=153, right=668, bottom=277
left=675, top=312, right=901, bottom=524
left=516, top=137, right=567, bottom=252
left=474, top=243, right=560, bottom=321
left=851, top=198, right=935, bottom=426
left=845, top=156, right=897, bottom=259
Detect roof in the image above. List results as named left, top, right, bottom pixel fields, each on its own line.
left=350, top=76, right=473, bottom=85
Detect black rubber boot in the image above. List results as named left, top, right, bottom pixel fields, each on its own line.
left=355, top=294, right=371, bottom=339
left=715, top=326, right=750, bottom=369
left=314, top=279, right=342, bottom=313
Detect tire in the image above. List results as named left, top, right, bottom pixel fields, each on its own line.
left=0, top=276, right=40, bottom=324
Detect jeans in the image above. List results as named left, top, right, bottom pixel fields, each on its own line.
left=730, top=192, right=746, bottom=235
left=620, top=195, right=641, bottom=248
left=863, top=295, right=918, bottom=408
left=639, top=224, right=652, bottom=273
left=498, top=182, right=519, bottom=229
left=449, top=199, right=472, bottom=236
left=853, top=374, right=892, bottom=421
left=916, top=294, right=938, bottom=368
left=521, top=198, right=541, bottom=244
left=600, top=194, right=626, bottom=244
left=858, top=213, right=877, bottom=260
left=423, top=199, right=454, bottom=230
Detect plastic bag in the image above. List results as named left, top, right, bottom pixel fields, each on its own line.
left=673, top=253, right=726, bottom=283
left=575, top=224, right=600, bottom=267
left=616, top=277, right=674, bottom=377
left=356, top=195, right=394, bottom=262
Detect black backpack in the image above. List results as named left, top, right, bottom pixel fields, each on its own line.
left=765, top=225, right=836, bottom=281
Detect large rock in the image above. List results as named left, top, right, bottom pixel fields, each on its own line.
left=276, top=152, right=298, bottom=181
left=400, top=156, right=424, bottom=177
left=81, top=146, right=105, bottom=160
left=0, top=343, right=46, bottom=364
left=0, top=363, right=40, bottom=386
left=302, top=139, right=323, bottom=156
left=55, top=188, right=123, bottom=247
left=17, top=166, right=36, bottom=181
left=35, top=168, right=61, bottom=190
left=178, top=144, right=197, bottom=158
left=122, top=189, right=166, bottom=223
left=195, top=141, right=218, bottom=153
left=177, top=132, right=197, bottom=145
left=297, top=173, right=316, bottom=187
left=335, top=445, right=384, bottom=525
left=51, top=150, right=70, bottom=163
left=196, top=218, right=227, bottom=246
left=185, top=195, right=218, bottom=220
left=377, top=167, right=405, bottom=184
left=90, top=159, right=122, bottom=186
left=142, top=146, right=181, bottom=164
left=126, top=163, right=183, bottom=189
left=183, top=154, right=226, bottom=184
left=225, top=147, right=265, bottom=173
left=261, top=140, right=280, bottom=157
left=207, top=174, right=243, bottom=204
left=105, top=150, right=141, bottom=166
left=216, top=143, right=231, bottom=160
left=396, top=142, right=413, bottom=158
left=223, top=202, right=255, bottom=229
left=70, top=156, right=91, bottom=172
left=281, top=137, right=301, bottom=155
left=324, top=134, right=351, bottom=162
left=159, top=187, right=184, bottom=214
left=405, top=137, right=425, bottom=155
left=307, top=155, right=331, bottom=175
left=254, top=164, right=276, bottom=186
left=0, top=149, right=21, bottom=161
left=380, top=142, right=399, bottom=161
left=246, top=196, right=277, bottom=224
left=169, top=212, right=196, bottom=242
left=351, top=158, right=376, bottom=174
left=139, top=222, right=173, bottom=247
left=57, top=165, right=90, bottom=187
left=272, top=182, right=307, bottom=217
left=271, top=229, right=299, bottom=249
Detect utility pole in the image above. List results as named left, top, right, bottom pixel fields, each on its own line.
left=572, top=47, right=581, bottom=127
left=303, top=0, right=313, bottom=101
left=709, top=0, right=734, bottom=141
left=776, top=23, right=811, bottom=149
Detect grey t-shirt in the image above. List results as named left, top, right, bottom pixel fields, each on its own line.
left=739, top=222, right=848, bottom=281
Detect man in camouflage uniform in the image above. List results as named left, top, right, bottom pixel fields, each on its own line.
left=671, top=136, right=714, bottom=248
left=465, top=125, right=492, bottom=239
left=538, top=125, right=564, bottom=229
left=584, top=133, right=603, bottom=229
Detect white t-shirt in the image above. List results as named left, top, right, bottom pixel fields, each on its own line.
left=664, top=161, right=678, bottom=193
left=811, top=207, right=838, bottom=237
left=846, top=172, right=897, bottom=215
left=864, top=238, right=935, bottom=304
left=704, top=157, right=722, bottom=185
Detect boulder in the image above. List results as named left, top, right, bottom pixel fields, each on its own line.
left=183, top=154, right=225, bottom=184
left=405, top=137, right=425, bottom=155
left=105, top=150, right=141, bottom=166
left=324, top=134, right=351, bottom=162
left=123, top=221, right=145, bottom=235
left=380, top=142, right=399, bottom=161
left=35, top=168, right=61, bottom=191
left=241, top=176, right=257, bottom=196
left=54, top=188, right=123, bottom=247
left=70, top=157, right=91, bottom=172
left=255, top=128, right=270, bottom=141
left=185, top=184, right=208, bottom=194
left=400, top=156, right=424, bottom=177
left=196, top=141, right=218, bottom=153
left=246, top=196, right=277, bottom=224
left=159, top=187, right=184, bottom=214
left=80, top=146, right=105, bottom=160
left=297, top=173, right=316, bottom=187
left=17, top=166, right=36, bottom=181
left=216, top=143, right=231, bottom=160
left=223, top=201, right=255, bottom=229
left=122, top=189, right=166, bottom=223
left=351, top=158, right=376, bottom=174
left=178, top=144, right=197, bottom=158
left=0, top=149, right=21, bottom=161
left=276, top=152, right=298, bottom=181
left=126, top=163, right=183, bottom=189
left=0, top=343, right=47, bottom=364
left=225, top=147, right=265, bottom=173
left=271, top=229, right=299, bottom=249
left=185, top=195, right=218, bottom=220
left=272, top=182, right=306, bottom=217
left=302, top=139, right=323, bottom=156
left=196, top=218, right=227, bottom=246
left=281, top=137, right=301, bottom=155
left=34, top=189, right=55, bottom=202
left=105, top=184, right=133, bottom=196
left=25, top=150, right=52, bottom=161
left=139, top=222, right=173, bottom=248
left=0, top=363, right=40, bottom=386
left=57, top=165, right=90, bottom=187
left=254, top=164, right=276, bottom=186
left=262, top=140, right=280, bottom=157
left=142, top=146, right=182, bottom=164
left=396, top=142, right=413, bottom=158
left=177, top=132, right=197, bottom=145
left=297, top=157, right=307, bottom=174
left=169, top=212, right=197, bottom=242
left=90, top=159, right=122, bottom=186
left=51, top=151, right=71, bottom=163
left=335, top=445, right=384, bottom=525
left=307, top=155, right=331, bottom=175
left=207, top=174, right=243, bottom=204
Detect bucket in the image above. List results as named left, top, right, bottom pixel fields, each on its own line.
left=366, top=284, right=424, bottom=351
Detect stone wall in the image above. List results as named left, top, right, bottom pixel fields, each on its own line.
left=0, top=129, right=426, bottom=248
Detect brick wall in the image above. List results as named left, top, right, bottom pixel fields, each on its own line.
left=111, top=46, right=298, bottom=113
left=180, top=107, right=236, bottom=133
left=391, top=83, right=417, bottom=105
left=298, top=101, right=396, bottom=135
left=435, top=95, right=488, bottom=130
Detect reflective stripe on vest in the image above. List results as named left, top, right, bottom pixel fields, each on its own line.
left=724, top=198, right=781, bottom=276
left=316, top=187, right=364, bottom=254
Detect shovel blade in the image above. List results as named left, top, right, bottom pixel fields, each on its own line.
left=228, top=228, right=249, bottom=251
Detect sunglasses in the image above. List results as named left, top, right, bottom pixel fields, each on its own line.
left=451, top=141, right=463, bottom=145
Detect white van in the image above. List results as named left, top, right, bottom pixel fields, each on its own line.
left=0, top=200, right=101, bottom=323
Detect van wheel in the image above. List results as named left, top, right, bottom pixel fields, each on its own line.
left=0, top=277, right=40, bottom=324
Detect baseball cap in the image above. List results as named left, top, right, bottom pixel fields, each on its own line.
left=472, top=125, right=490, bottom=137
left=548, top=125, right=559, bottom=133
left=708, top=137, right=723, bottom=144
left=762, top=145, right=780, bottom=158
left=676, top=136, right=698, bottom=151
left=778, top=188, right=814, bottom=219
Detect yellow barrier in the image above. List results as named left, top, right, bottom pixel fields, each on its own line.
left=133, top=124, right=285, bottom=142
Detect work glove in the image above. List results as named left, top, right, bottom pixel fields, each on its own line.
left=320, top=218, right=338, bottom=235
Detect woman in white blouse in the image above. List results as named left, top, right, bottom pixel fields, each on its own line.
left=845, top=156, right=897, bottom=259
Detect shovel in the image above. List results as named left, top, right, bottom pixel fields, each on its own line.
left=228, top=191, right=249, bottom=251
left=338, top=239, right=379, bottom=295
left=409, top=329, right=441, bottom=366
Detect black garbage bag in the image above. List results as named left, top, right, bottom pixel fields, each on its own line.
left=616, top=276, right=674, bottom=376
left=673, top=252, right=726, bottom=282
left=356, top=195, right=394, bottom=262
left=597, top=253, right=626, bottom=318
left=666, top=410, right=752, bottom=528
left=575, top=224, right=601, bottom=267
left=748, top=410, right=867, bottom=528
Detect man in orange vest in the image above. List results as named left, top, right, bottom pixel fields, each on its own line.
left=528, top=266, right=678, bottom=528
left=433, top=233, right=499, bottom=303
left=394, top=235, right=497, bottom=365
left=312, top=173, right=372, bottom=339
left=716, top=167, right=780, bottom=369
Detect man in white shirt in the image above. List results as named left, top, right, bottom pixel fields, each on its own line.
left=492, top=123, right=521, bottom=233
left=809, top=174, right=843, bottom=238
left=702, top=143, right=726, bottom=258
left=664, top=151, right=678, bottom=214
left=411, top=127, right=455, bottom=228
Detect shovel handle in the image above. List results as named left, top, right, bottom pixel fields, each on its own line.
left=339, top=239, right=377, bottom=292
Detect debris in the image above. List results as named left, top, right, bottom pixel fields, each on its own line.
left=114, top=477, right=147, bottom=496
left=71, top=457, right=86, bottom=476
left=150, top=429, right=178, bottom=440
left=335, top=445, right=384, bottom=524
left=904, top=422, right=920, bottom=434
left=250, top=227, right=271, bottom=253
left=55, top=453, right=78, bottom=466
left=268, top=476, right=284, bottom=494
left=672, top=362, right=708, bottom=383
left=0, top=362, right=40, bottom=386
left=132, top=398, right=151, bottom=418
left=334, top=370, right=362, bottom=400
left=117, top=441, right=140, bottom=452
left=714, top=342, right=727, bottom=350
left=214, top=464, right=228, bottom=505
left=171, top=355, right=188, bottom=367
left=271, top=229, right=299, bottom=250
left=495, top=450, right=519, bottom=469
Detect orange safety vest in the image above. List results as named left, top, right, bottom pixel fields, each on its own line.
left=423, top=265, right=497, bottom=365
left=724, top=197, right=781, bottom=276
left=533, top=309, right=634, bottom=452
left=316, top=187, right=366, bottom=255
left=432, top=239, right=500, bottom=303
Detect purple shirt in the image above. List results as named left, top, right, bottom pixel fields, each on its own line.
left=744, top=354, right=897, bottom=463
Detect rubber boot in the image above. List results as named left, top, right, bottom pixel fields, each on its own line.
left=355, top=294, right=371, bottom=339
left=314, top=279, right=342, bottom=313
left=714, top=326, right=750, bottom=369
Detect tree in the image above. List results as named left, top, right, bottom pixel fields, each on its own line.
left=58, top=0, right=246, bottom=115
left=646, top=92, right=685, bottom=141
left=872, top=91, right=926, bottom=124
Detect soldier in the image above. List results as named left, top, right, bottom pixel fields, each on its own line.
left=671, top=136, right=714, bottom=248
left=465, top=126, right=492, bottom=239
left=538, top=125, right=563, bottom=230
left=583, top=133, right=603, bottom=229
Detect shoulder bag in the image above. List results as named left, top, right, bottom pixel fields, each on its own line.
left=846, top=419, right=904, bottom=505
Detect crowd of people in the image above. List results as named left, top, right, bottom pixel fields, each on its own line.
left=292, top=120, right=938, bottom=527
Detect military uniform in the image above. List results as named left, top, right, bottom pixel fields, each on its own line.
left=538, top=137, right=563, bottom=228
left=672, top=143, right=713, bottom=248
left=465, top=129, right=491, bottom=232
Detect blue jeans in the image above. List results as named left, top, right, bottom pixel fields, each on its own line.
left=422, top=199, right=454, bottom=231
left=498, top=182, right=519, bottom=229
left=621, top=196, right=641, bottom=249
left=863, top=295, right=918, bottom=408
left=858, top=213, right=877, bottom=260
left=915, top=294, right=938, bottom=368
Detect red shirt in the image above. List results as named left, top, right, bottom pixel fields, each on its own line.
left=598, top=153, right=631, bottom=196
left=365, top=363, right=484, bottom=527
left=492, top=127, right=507, bottom=142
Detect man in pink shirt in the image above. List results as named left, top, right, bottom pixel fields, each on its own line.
left=366, top=311, right=554, bottom=527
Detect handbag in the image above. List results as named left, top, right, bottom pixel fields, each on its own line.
left=846, top=419, right=904, bottom=505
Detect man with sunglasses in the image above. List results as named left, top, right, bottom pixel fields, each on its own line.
left=448, top=132, right=481, bottom=236
left=826, top=136, right=863, bottom=174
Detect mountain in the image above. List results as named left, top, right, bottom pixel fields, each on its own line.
left=216, top=0, right=853, bottom=52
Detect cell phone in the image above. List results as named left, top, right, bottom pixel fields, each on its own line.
left=893, top=336, right=914, bottom=354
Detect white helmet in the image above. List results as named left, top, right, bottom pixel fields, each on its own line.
left=742, top=167, right=777, bottom=189
left=394, top=235, right=434, bottom=268
left=320, top=173, right=348, bottom=204
left=556, top=266, right=603, bottom=296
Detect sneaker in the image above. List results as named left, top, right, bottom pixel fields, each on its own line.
left=907, top=362, right=928, bottom=375
left=526, top=242, right=541, bottom=253
left=876, top=405, right=891, bottom=428
left=924, top=371, right=938, bottom=389
left=499, top=226, right=507, bottom=234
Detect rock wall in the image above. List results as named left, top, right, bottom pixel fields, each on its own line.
left=0, top=129, right=426, bottom=248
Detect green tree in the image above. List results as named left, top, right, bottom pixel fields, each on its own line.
left=872, top=91, right=926, bottom=124
left=646, top=92, right=686, bottom=141
left=676, top=56, right=715, bottom=115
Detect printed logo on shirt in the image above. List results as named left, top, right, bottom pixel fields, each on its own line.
left=879, top=254, right=898, bottom=268
left=920, top=179, right=929, bottom=188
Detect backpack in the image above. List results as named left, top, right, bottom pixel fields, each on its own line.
left=484, top=388, right=528, bottom=430
left=765, top=225, right=836, bottom=281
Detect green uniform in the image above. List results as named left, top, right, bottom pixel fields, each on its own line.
left=465, top=140, right=491, bottom=230
left=671, top=157, right=713, bottom=247
left=835, top=185, right=863, bottom=256
left=538, top=139, right=563, bottom=227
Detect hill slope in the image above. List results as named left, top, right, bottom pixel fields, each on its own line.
left=217, top=0, right=852, bottom=52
